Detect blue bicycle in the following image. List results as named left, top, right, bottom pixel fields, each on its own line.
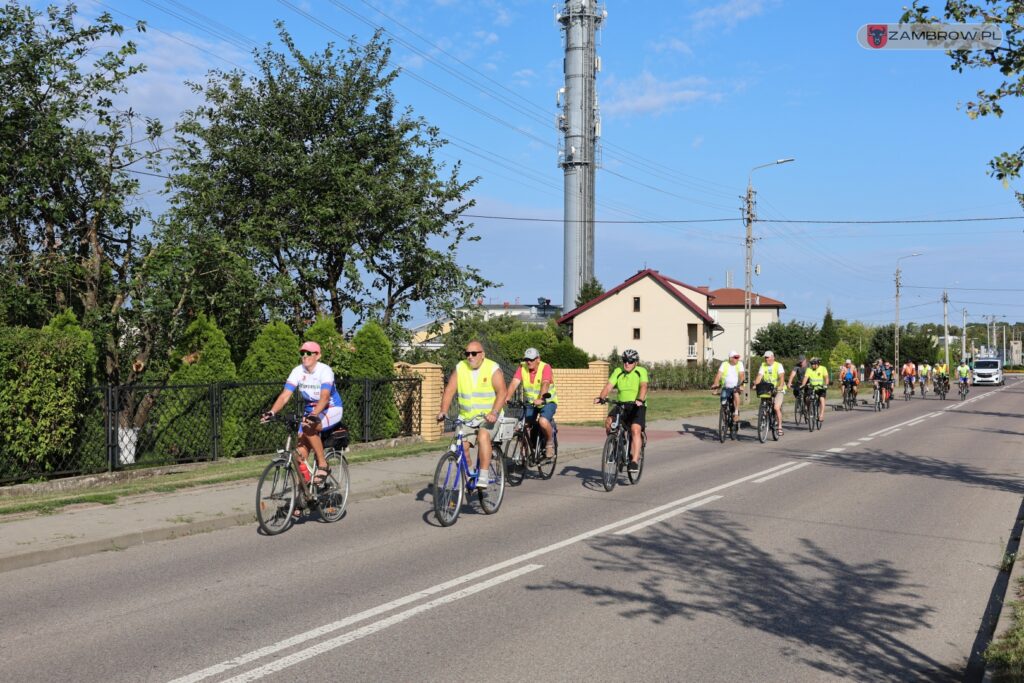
left=433, top=417, right=508, bottom=527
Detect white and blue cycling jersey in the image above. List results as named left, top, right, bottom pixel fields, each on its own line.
left=285, top=362, right=343, bottom=414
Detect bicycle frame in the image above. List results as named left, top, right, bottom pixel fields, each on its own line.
left=440, top=419, right=484, bottom=492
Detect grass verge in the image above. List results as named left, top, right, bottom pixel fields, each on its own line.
left=0, top=439, right=448, bottom=518
left=985, top=576, right=1024, bottom=680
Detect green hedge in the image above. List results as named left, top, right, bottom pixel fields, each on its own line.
left=0, top=325, right=96, bottom=479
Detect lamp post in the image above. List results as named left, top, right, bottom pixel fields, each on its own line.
left=743, top=158, right=794, bottom=396
left=894, top=252, right=922, bottom=369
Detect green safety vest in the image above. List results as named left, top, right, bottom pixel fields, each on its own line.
left=520, top=360, right=557, bottom=404
left=805, top=367, right=828, bottom=387
left=456, top=358, right=501, bottom=420
left=957, top=365, right=970, bottom=378
left=759, top=361, right=783, bottom=384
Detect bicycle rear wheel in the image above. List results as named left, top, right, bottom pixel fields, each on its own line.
left=806, top=397, right=816, bottom=432
left=718, top=405, right=727, bottom=443
left=318, top=451, right=350, bottom=523
left=433, top=452, right=464, bottom=527
left=256, top=460, right=297, bottom=535
left=478, top=446, right=506, bottom=514
left=757, top=401, right=769, bottom=443
left=627, top=433, right=646, bottom=485
left=793, top=393, right=804, bottom=425
left=600, top=433, right=619, bottom=491
left=505, top=435, right=527, bottom=487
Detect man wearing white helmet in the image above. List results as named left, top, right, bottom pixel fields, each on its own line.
left=753, top=351, right=785, bottom=436
left=711, top=350, right=745, bottom=421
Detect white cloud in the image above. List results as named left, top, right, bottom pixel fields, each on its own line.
left=512, top=68, right=536, bottom=87
left=651, top=38, right=693, bottom=56
left=473, top=30, right=499, bottom=45
left=494, top=7, right=512, bottom=26
left=692, top=135, right=704, bottom=149
left=602, top=72, right=721, bottom=117
left=691, top=0, right=768, bottom=32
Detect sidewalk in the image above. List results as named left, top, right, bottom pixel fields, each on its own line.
left=0, top=410, right=742, bottom=573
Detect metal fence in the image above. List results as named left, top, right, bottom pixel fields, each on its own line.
left=0, top=377, right=421, bottom=486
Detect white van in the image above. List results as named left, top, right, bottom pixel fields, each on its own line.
left=972, top=358, right=1004, bottom=386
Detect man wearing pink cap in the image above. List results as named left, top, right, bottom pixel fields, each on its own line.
left=262, top=341, right=344, bottom=485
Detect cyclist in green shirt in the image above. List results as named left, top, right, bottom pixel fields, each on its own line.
left=799, top=357, right=831, bottom=424
left=956, top=360, right=971, bottom=392
left=594, top=349, right=648, bottom=472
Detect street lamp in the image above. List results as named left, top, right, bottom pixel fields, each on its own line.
left=743, top=158, right=794, bottom=396
left=894, top=252, right=922, bottom=369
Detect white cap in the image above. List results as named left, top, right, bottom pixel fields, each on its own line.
left=764, top=350, right=775, bottom=358
left=845, top=359, right=852, bottom=364
left=523, top=347, right=539, bottom=360
left=729, top=350, right=740, bottom=358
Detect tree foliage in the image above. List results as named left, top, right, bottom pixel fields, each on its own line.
left=868, top=324, right=940, bottom=365
left=239, top=320, right=301, bottom=381
left=166, top=25, right=491, bottom=338
left=575, top=278, right=605, bottom=308
left=902, top=1, right=1024, bottom=208
left=0, top=2, right=165, bottom=382
left=818, top=307, right=839, bottom=357
left=751, top=321, right=820, bottom=358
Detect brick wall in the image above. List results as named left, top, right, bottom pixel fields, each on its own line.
left=397, top=360, right=609, bottom=441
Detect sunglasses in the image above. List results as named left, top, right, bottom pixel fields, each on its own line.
left=299, top=350, right=318, bottom=357
left=523, top=357, right=539, bottom=362
left=464, top=350, right=481, bottom=357
left=623, top=360, right=637, bottom=365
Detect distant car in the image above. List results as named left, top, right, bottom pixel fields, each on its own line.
left=972, top=358, right=1004, bottom=386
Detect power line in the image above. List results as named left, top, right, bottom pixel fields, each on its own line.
left=758, top=216, right=1022, bottom=224
left=904, top=285, right=1024, bottom=292
left=462, top=213, right=736, bottom=224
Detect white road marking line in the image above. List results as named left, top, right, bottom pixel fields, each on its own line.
left=754, top=462, right=812, bottom=483
left=828, top=447, right=846, bottom=453
left=615, top=496, right=722, bottom=535
left=844, top=442, right=860, bottom=447
left=859, top=437, right=874, bottom=442
left=172, top=460, right=799, bottom=683
left=808, top=453, right=826, bottom=459
left=869, top=415, right=925, bottom=437
left=219, top=565, right=544, bottom=683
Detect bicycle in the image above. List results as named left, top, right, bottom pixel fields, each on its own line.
left=712, top=387, right=740, bottom=442
left=755, top=384, right=780, bottom=443
left=959, top=380, right=970, bottom=400
left=802, top=384, right=825, bottom=432
left=919, top=377, right=928, bottom=398
left=256, top=414, right=351, bottom=536
left=504, top=396, right=558, bottom=487
left=792, top=385, right=807, bottom=426
left=872, top=382, right=882, bottom=412
left=596, top=399, right=646, bottom=491
left=841, top=381, right=856, bottom=411
left=432, top=416, right=507, bottom=527
left=903, top=378, right=913, bottom=401
left=935, top=376, right=948, bottom=401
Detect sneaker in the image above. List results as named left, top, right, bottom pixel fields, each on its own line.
left=627, top=460, right=639, bottom=473
left=476, top=469, right=489, bottom=489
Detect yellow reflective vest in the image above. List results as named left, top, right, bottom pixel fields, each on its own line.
left=805, top=367, right=828, bottom=387
left=521, top=360, right=557, bottom=404
left=456, top=358, right=501, bottom=420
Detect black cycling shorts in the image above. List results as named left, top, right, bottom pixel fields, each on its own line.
left=611, top=403, right=646, bottom=429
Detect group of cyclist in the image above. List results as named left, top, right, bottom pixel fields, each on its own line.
left=261, top=339, right=976, bottom=500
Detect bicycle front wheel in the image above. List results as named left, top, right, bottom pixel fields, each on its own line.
left=478, top=446, right=506, bottom=514
left=318, top=451, right=350, bottom=523
left=806, top=398, right=817, bottom=432
left=757, top=402, right=769, bottom=443
left=718, top=405, right=727, bottom=443
left=536, top=434, right=557, bottom=480
left=600, top=433, right=619, bottom=491
left=505, top=435, right=527, bottom=487
left=433, top=452, right=464, bottom=527
left=256, top=460, right=297, bottom=535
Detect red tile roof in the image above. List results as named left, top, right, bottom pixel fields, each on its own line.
left=557, top=269, right=716, bottom=325
left=706, top=287, right=786, bottom=309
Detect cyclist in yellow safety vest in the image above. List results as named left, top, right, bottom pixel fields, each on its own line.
left=437, top=340, right=507, bottom=488
left=934, top=362, right=949, bottom=394
left=504, top=347, right=557, bottom=460
left=752, top=350, right=786, bottom=436
left=799, top=357, right=831, bottom=425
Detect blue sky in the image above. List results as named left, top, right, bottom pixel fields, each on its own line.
left=71, top=0, right=1023, bottom=329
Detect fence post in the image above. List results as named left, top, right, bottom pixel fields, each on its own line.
left=106, top=385, right=117, bottom=472
left=210, top=383, right=221, bottom=461
left=362, top=379, right=372, bottom=442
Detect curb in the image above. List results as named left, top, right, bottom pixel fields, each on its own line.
left=0, top=445, right=606, bottom=574
left=982, top=514, right=1024, bottom=682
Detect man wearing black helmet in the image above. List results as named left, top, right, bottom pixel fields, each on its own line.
left=594, top=349, right=648, bottom=472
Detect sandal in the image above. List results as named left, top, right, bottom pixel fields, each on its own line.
left=312, top=466, right=331, bottom=486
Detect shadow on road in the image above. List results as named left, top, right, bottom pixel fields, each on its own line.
left=821, top=449, right=1024, bottom=495
left=525, top=509, right=956, bottom=679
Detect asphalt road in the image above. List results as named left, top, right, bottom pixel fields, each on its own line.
left=5, top=379, right=1023, bottom=682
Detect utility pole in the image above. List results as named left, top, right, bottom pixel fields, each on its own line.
left=557, top=1, right=605, bottom=310
left=961, top=308, right=967, bottom=360
left=942, top=290, right=950, bottom=369
left=893, top=253, right=921, bottom=369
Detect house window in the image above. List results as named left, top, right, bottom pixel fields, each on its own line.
left=633, top=328, right=641, bottom=340
left=633, top=297, right=640, bottom=312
